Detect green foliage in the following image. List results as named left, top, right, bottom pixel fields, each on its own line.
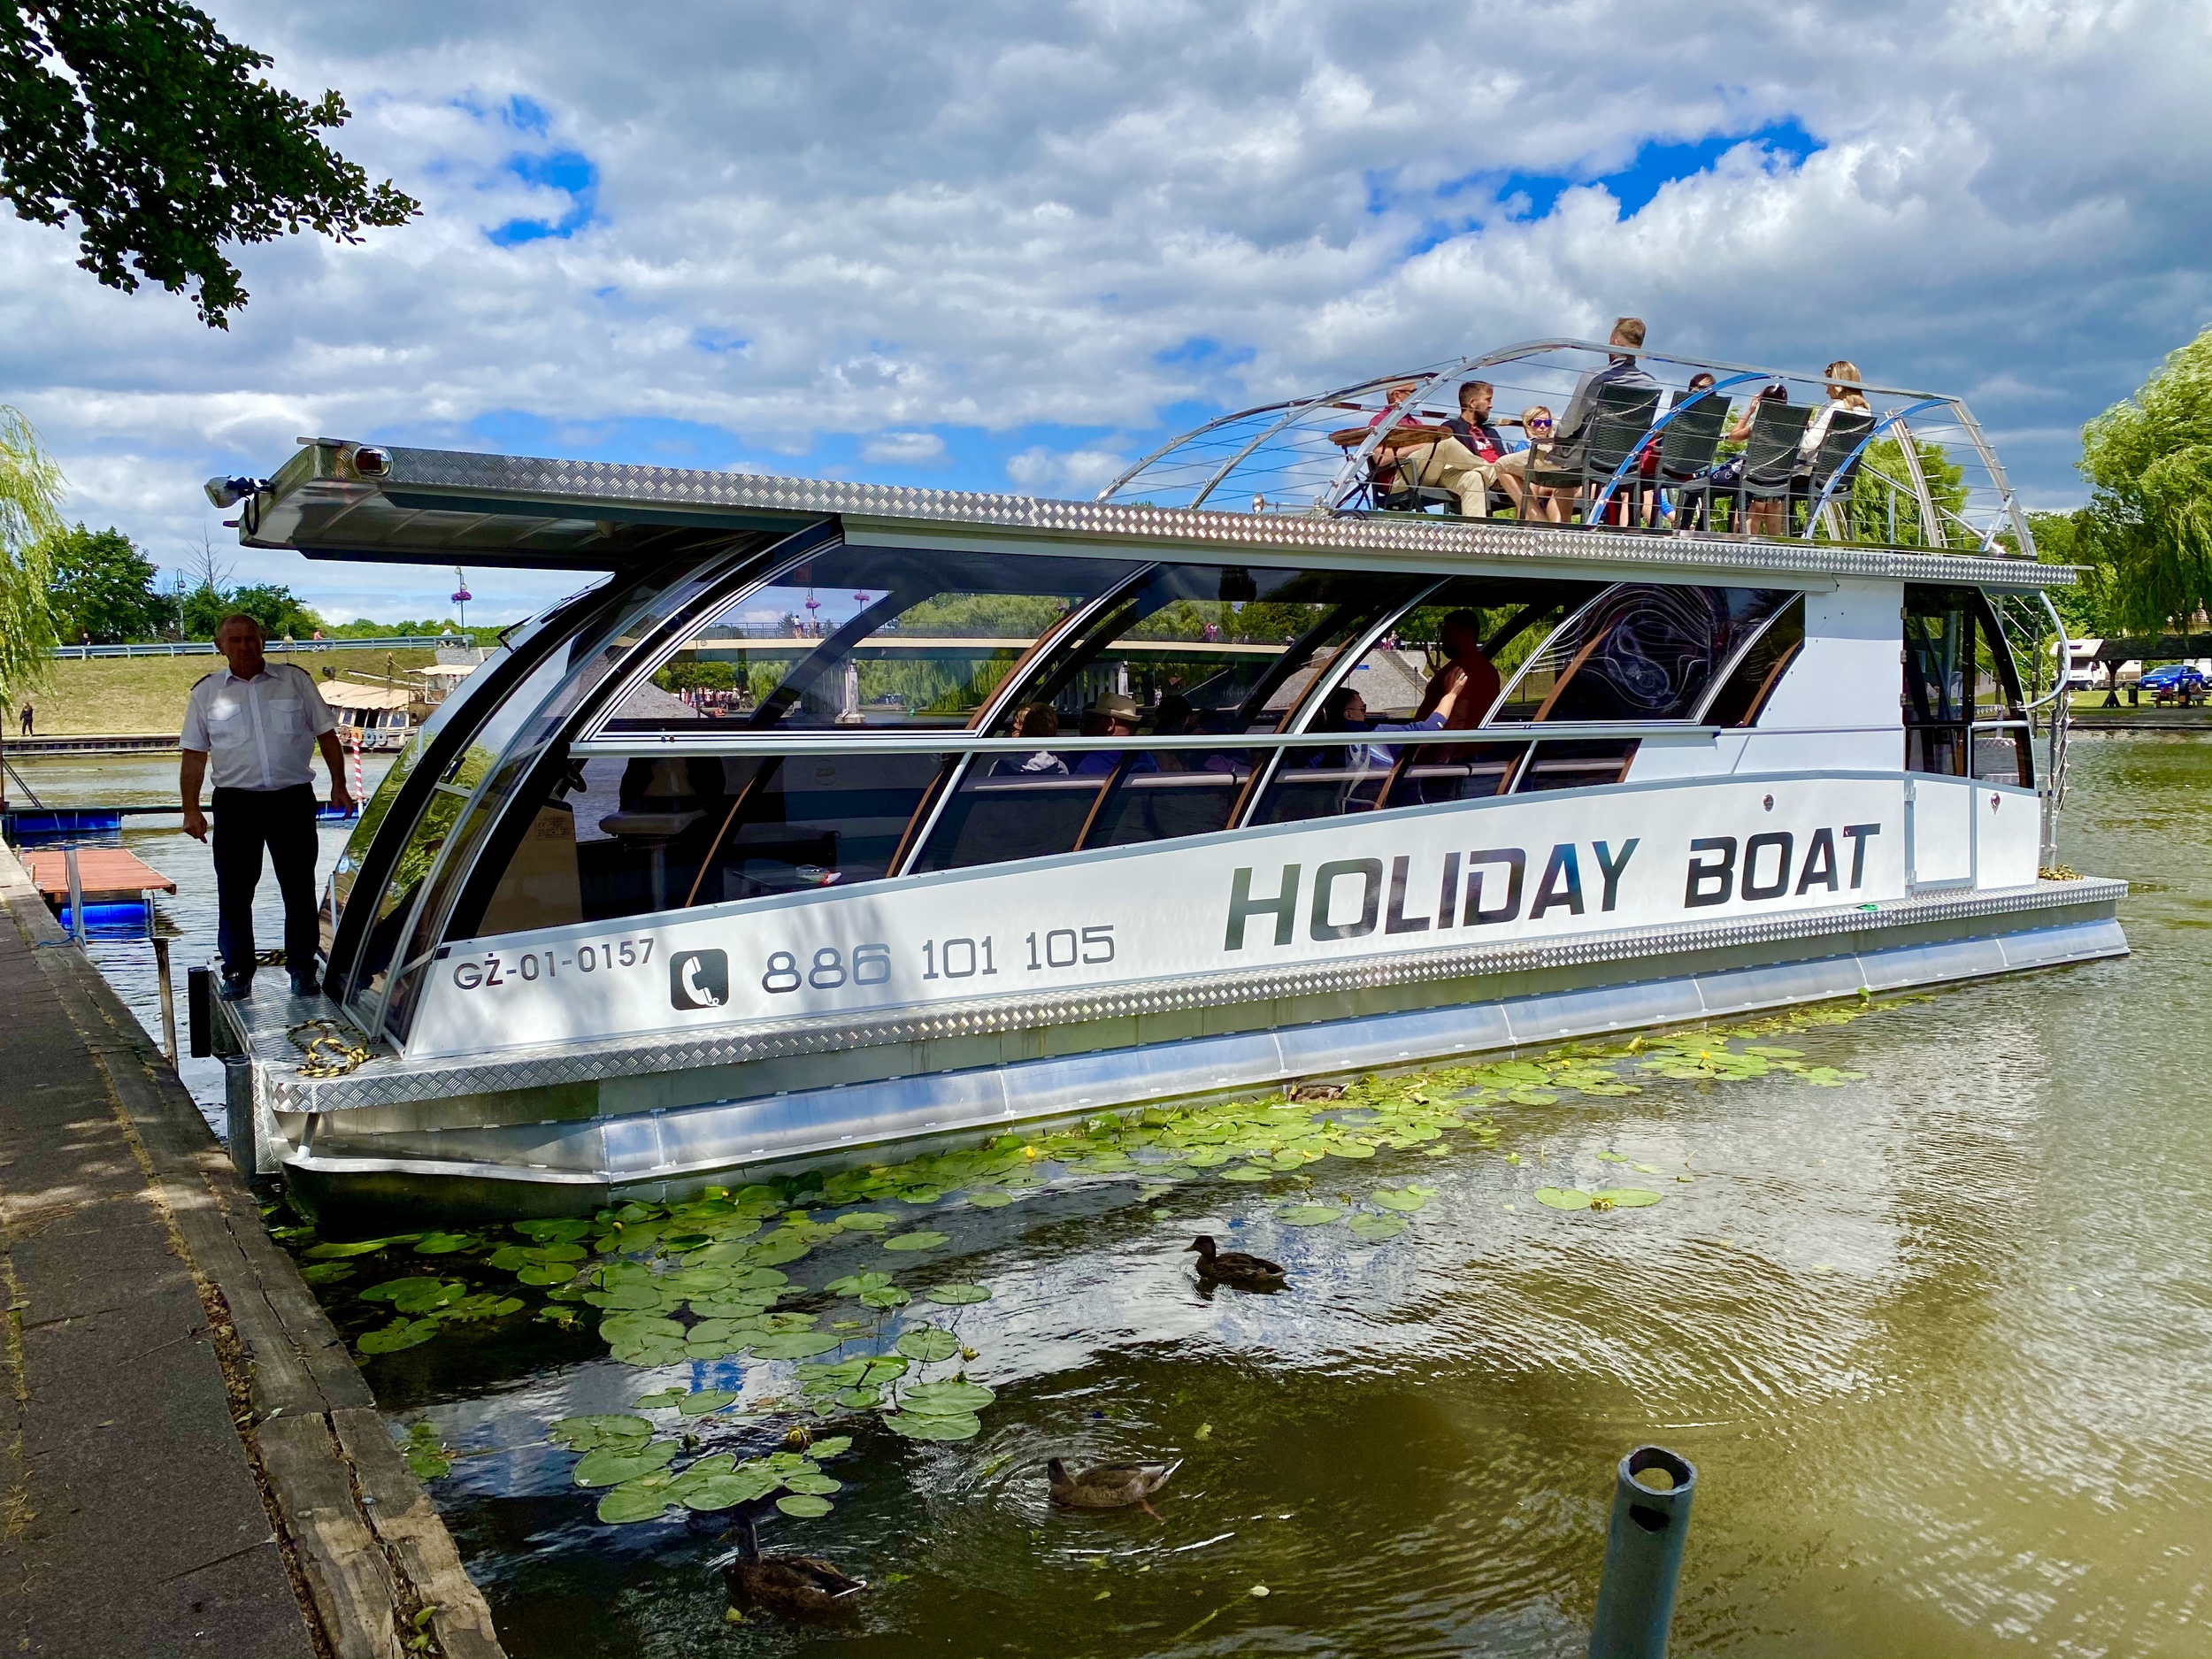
left=2025, top=510, right=2120, bottom=636
left=1847, top=436, right=1967, bottom=549
left=44, top=523, right=165, bottom=641
left=0, top=0, right=419, bottom=326
left=181, top=580, right=319, bottom=641
left=656, top=659, right=737, bottom=694
left=2076, top=326, right=2212, bottom=631
left=0, top=403, right=62, bottom=707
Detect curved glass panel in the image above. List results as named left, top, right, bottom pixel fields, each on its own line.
left=1489, top=584, right=1794, bottom=724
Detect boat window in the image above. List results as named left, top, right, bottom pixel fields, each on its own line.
left=913, top=747, right=1267, bottom=872
left=592, top=546, right=1138, bottom=736
left=1488, top=585, right=1797, bottom=724
left=1700, top=595, right=1805, bottom=726
left=1903, top=585, right=2031, bottom=785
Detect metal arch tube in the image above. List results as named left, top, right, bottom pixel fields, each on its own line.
left=1096, top=400, right=1313, bottom=503
left=1592, top=373, right=1768, bottom=520
left=1801, top=397, right=1952, bottom=540
left=1886, top=416, right=1945, bottom=550
left=1947, top=398, right=2038, bottom=559
left=1187, top=393, right=1379, bottom=510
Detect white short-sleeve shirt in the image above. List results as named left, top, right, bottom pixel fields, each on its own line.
left=180, top=664, right=337, bottom=791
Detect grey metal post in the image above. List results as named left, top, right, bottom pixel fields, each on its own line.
left=63, top=843, right=85, bottom=943
left=1588, top=1446, right=1697, bottom=1659
left=152, top=934, right=178, bottom=1064
left=222, top=1053, right=256, bottom=1179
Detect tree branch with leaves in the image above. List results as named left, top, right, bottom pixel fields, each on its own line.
left=0, top=404, right=64, bottom=711
left=2077, top=326, right=2212, bottom=632
left=0, top=0, right=419, bottom=326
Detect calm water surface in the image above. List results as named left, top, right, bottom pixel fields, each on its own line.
left=19, top=737, right=2210, bottom=1656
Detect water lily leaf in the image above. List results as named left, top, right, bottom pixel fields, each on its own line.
left=1276, top=1205, right=1341, bottom=1225
left=776, top=1493, right=837, bottom=1517
left=1589, top=1188, right=1663, bottom=1209
left=599, top=1313, right=686, bottom=1343
left=808, top=1435, right=853, bottom=1458
left=549, top=1415, right=654, bottom=1452
left=745, top=1331, right=844, bottom=1360
left=902, top=1379, right=995, bottom=1414
left=633, top=1389, right=685, bottom=1409
left=680, top=1469, right=781, bottom=1510
left=574, top=1440, right=678, bottom=1487
left=679, top=1389, right=740, bottom=1417
left=1320, top=1140, right=1377, bottom=1160
left=514, top=1217, right=594, bottom=1242
left=304, top=1234, right=420, bottom=1259
left=1742, top=1045, right=1803, bottom=1057
left=582, top=1282, right=671, bottom=1311
left=783, top=1472, right=842, bottom=1495
left=859, top=1286, right=911, bottom=1309
left=745, top=1235, right=812, bottom=1267
left=883, top=1232, right=948, bottom=1253
left=926, top=1283, right=990, bottom=1306
left=1217, top=1165, right=1273, bottom=1183
left=834, top=1211, right=894, bottom=1232
left=596, top=1483, right=679, bottom=1525
left=402, top=1423, right=451, bottom=1480
left=825, top=1271, right=895, bottom=1297
left=689, top=1292, right=780, bottom=1319
left=359, top=1277, right=465, bottom=1310
left=411, top=1231, right=479, bottom=1255
left=1371, top=1187, right=1427, bottom=1213
left=835, top=1386, right=881, bottom=1409
left=1348, top=1212, right=1407, bottom=1243
left=895, top=1327, right=959, bottom=1363
left=965, top=1190, right=1014, bottom=1209
left=357, top=1317, right=439, bottom=1355
left=301, top=1262, right=355, bottom=1284
left=859, top=1356, right=909, bottom=1385
left=883, top=1411, right=980, bottom=1441
left=1534, top=1187, right=1594, bottom=1210
left=1180, top=1147, right=1231, bottom=1168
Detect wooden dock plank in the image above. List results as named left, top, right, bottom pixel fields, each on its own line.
left=21, top=845, right=177, bottom=899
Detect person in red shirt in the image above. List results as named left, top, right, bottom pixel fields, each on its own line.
left=1350, top=383, right=1496, bottom=518
left=1442, top=380, right=1521, bottom=516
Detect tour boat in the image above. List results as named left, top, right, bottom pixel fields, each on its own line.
left=211, top=339, right=2124, bottom=1225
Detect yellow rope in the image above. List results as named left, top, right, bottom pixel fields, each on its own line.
left=286, top=1018, right=373, bottom=1079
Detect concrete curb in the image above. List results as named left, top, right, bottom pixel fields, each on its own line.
left=0, top=843, right=504, bottom=1659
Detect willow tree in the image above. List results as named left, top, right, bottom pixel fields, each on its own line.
left=0, top=404, right=63, bottom=714
left=2077, top=326, right=2212, bottom=631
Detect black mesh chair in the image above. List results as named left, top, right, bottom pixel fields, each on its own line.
left=1791, top=409, right=1876, bottom=537
left=1650, top=395, right=1732, bottom=530
left=1675, top=398, right=1809, bottom=534
left=1529, top=382, right=1662, bottom=524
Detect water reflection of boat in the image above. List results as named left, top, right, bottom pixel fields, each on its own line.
left=211, top=339, right=2124, bottom=1226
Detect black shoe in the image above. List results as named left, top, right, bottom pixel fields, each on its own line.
left=289, top=972, right=322, bottom=999
left=219, top=974, right=253, bottom=1002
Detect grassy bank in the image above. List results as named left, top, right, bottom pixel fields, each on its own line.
left=10, top=649, right=440, bottom=736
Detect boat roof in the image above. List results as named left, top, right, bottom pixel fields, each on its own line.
left=238, top=349, right=2073, bottom=595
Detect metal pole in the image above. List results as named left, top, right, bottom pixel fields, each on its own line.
left=222, top=1053, right=257, bottom=1179
left=1588, top=1446, right=1698, bottom=1659
left=63, top=843, right=86, bottom=944
left=153, top=934, right=178, bottom=1064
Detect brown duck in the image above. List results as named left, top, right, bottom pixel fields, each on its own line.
left=1047, top=1457, right=1182, bottom=1517
left=1185, top=1233, right=1286, bottom=1289
left=722, top=1518, right=866, bottom=1618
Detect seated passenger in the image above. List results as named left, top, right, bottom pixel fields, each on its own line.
left=1555, top=316, right=1661, bottom=445
left=1148, top=693, right=1197, bottom=771
left=1801, top=358, right=1871, bottom=461
left=1442, top=380, right=1522, bottom=516
left=995, top=703, right=1067, bottom=775
left=1703, top=382, right=1791, bottom=535
left=1073, top=692, right=1155, bottom=775
left=1414, top=609, right=1502, bottom=729
left=1311, top=678, right=1465, bottom=771
left=1337, top=382, right=1496, bottom=518
left=1489, top=406, right=1571, bottom=522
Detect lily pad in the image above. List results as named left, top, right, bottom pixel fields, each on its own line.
left=882, top=1410, right=981, bottom=1441
left=300, top=1262, right=356, bottom=1285
left=746, top=1235, right=812, bottom=1267
left=859, top=1286, right=912, bottom=1309
left=834, top=1212, right=894, bottom=1232
left=357, top=1317, right=439, bottom=1355
left=632, top=1389, right=686, bottom=1410
left=411, top=1231, right=480, bottom=1255
left=679, top=1389, right=740, bottom=1417
left=595, top=1481, right=679, bottom=1525
left=402, top=1422, right=451, bottom=1480
left=926, top=1283, right=990, bottom=1306
left=549, top=1414, right=654, bottom=1452
left=1589, top=1188, right=1663, bottom=1209
left=1276, top=1205, right=1342, bottom=1225
left=680, top=1469, right=780, bottom=1510
left=965, top=1190, right=1014, bottom=1209
left=513, top=1217, right=594, bottom=1242
left=1348, top=1212, right=1407, bottom=1243
left=1217, top=1165, right=1273, bottom=1183
left=776, top=1493, right=837, bottom=1517
left=825, top=1271, right=895, bottom=1297
left=902, top=1379, right=995, bottom=1414
left=895, top=1326, right=959, bottom=1363
left=1534, top=1187, right=1594, bottom=1210
left=808, top=1435, right=853, bottom=1458
left=783, top=1471, right=842, bottom=1495
left=835, top=1386, right=882, bottom=1409
left=574, top=1440, right=678, bottom=1487
left=1371, top=1187, right=1428, bottom=1213
left=883, top=1232, right=949, bottom=1253
left=304, top=1234, right=419, bottom=1259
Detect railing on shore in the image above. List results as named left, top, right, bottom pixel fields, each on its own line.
left=47, top=634, right=459, bottom=659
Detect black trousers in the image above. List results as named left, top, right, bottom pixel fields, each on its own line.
left=212, top=784, right=320, bottom=980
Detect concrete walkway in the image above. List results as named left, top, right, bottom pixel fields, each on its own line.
left=0, top=847, right=503, bottom=1659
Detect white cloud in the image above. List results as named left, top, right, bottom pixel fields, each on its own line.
left=4, top=0, right=2209, bottom=616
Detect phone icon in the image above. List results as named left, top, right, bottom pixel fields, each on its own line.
left=669, top=949, right=729, bottom=1010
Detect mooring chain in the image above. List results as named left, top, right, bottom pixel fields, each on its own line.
left=287, top=1018, right=374, bottom=1079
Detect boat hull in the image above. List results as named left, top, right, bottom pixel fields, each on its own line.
left=242, top=878, right=2124, bottom=1233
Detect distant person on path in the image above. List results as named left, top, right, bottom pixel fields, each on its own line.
left=180, top=613, right=350, bottom=1002
left=17, top=701, right=29, bottom=736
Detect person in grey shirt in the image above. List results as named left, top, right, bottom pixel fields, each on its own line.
left=1556, top=316, right=1660, bottom=444
left=180, top=613, right=351, bottom=1000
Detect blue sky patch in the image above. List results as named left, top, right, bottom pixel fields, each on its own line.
left=1436, top=117, right=1821, bottom=232
left=487, top=149, right=599, bottom=245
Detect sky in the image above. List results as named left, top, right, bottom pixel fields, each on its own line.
left=5, top=0, right=2210, bottom=624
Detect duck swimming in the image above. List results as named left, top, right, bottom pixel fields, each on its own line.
left=722, top=1517, right=866, bottom=1618
left=1046, top=1457, right=1182, bottom=1517
left=1185, top=1233, right=1286, bottom=1289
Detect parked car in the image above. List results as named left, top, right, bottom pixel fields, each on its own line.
left=2139, top=664, right=2208, bottom=705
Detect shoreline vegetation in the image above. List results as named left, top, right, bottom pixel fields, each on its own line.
left=7, top=647, right=441, bottom=735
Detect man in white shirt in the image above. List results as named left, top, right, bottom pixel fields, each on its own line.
left=180, top=613, right=352, bottom=1000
